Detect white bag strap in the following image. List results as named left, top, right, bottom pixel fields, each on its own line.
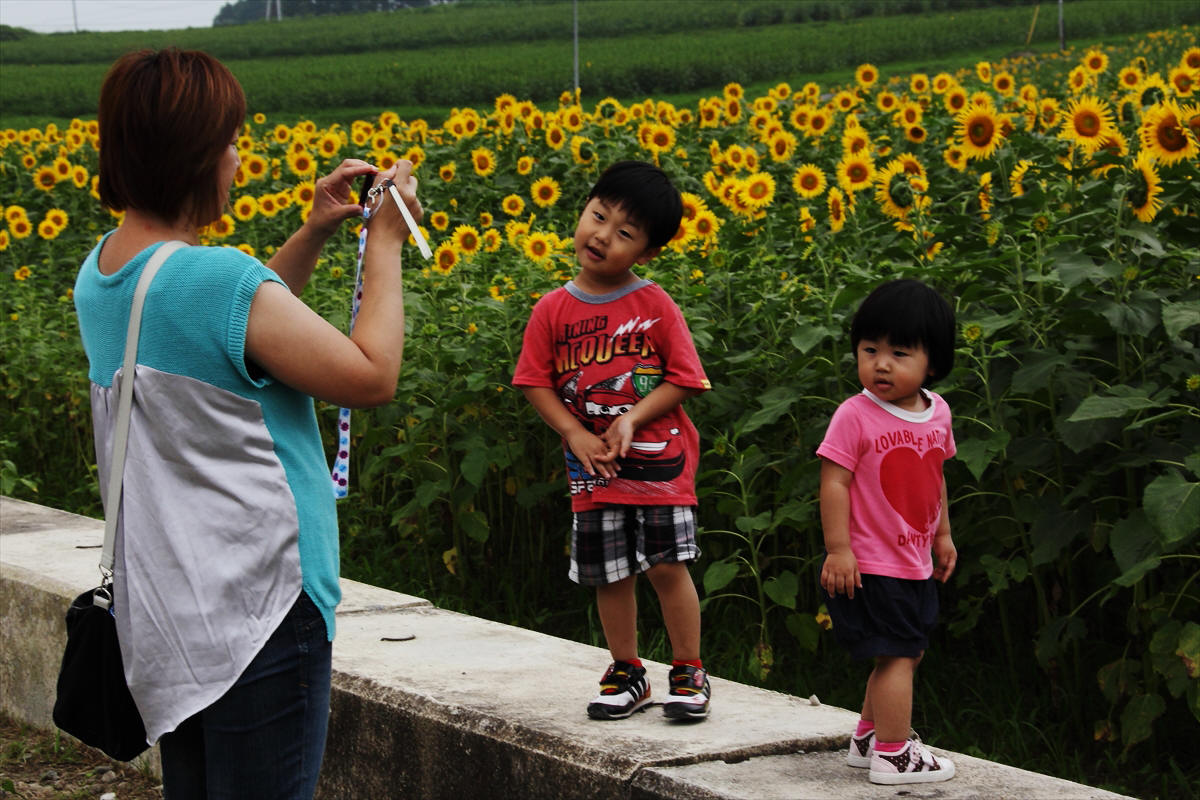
left=100, top=240, right=188, bottom=576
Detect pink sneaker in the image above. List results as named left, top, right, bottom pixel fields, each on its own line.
left=846, top=729, right=874, bottom=768
left=868, top=735, right=956, bottom=784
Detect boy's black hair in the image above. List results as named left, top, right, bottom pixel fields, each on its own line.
left=850, top=279, right=956, bottom=385
left=585, top=160, right=683, bottom=250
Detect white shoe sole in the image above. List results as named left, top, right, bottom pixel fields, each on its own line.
left=869, top=759, right=956, bottom=784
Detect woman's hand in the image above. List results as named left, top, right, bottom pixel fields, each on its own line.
left=364, top=160, right=423, bottom=248
left=304, top=158, right=378, bottom=237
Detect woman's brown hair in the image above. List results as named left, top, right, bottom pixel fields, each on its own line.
left=98, top=48, right=245, bottom=226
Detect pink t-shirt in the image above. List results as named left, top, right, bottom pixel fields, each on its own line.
left=513, top=280, right=710, bottom=512
left=816, top=389, right=955, bottom=580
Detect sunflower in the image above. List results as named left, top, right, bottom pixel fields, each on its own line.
left=432, top=242, right=458, bottom=275
left=545, top=124, right=567, bottom=150
left=875, top=91, right=899, bottom=113
left=315, top=133, right=340, bottom=160
left=470, top=147, right=496, bottom=177
left=699, top=100, right=723, bottom=128
left=791, top=163, right=827, bottom=199
left=451, top=225, right=481, bottom=256
left=208, top=214, right=235, bottom=239
left=9, top=216, right=32, bottom=239
left=32, top=166, right=56, bottom=192
left=646, top=123, right=676, bottom=155
left=975, top=61, right=992, bottom=83
left=430, top=211, right=450, bottom=231
left=803, top=109, right=830, bottom=139
left=4, top=206, right=25, bottom=224
left=874, top=160, right=915, bottom=220
left=905, top=125, right=928, bottom=144
left=505, top=219, right=530, bottom=248
left=836, top=154, right=875, bottom=194
left=1127, top=151, right=1163, bottom=223
left=482, top=229, right=502, bottom=253
left=1118, top=66, right=1143, bottom=91
left=570, top=136, right=595, bottom=165
left=724, top=97, right=743, bottom=124
left=1059, top=95, right=1116, bottom=154
left=740, top=172, right=776, bottom=209
left=944, top=86, right=968, bottom=115
left=855, top=63, right=879, bottom=90
left=13, top=266, right=31, bottom=280
left=1083, top=49, right=1109, bottom=75
left=0, top=230, right=8, bottom=251
left=522, top=231, right=555, bottom=263
left=1182, top=102, right=1200, bottom=143
left=516, top=156, right=535, bottom=176
left=977, top=172, right=993, bottom=221
left=71, top=165, right=89, bottom=188
left=1140, top=100, right=1199, bottom=165
left=833, top=90, right=858, bottom=112
left=258, top=194, right=280, bottom=218
left=1134, top=74, right=1170, bottom=108
left=44, top=208, right=68, bottom=230
left=1005, top=159, right=1033, bottom=197
left=562, top=105, right=584, bottom=132
left=842, top=128, right=872, bottom=157
left=1038, top=98, right=1062, bottom=131
left=932, top=73, right=954, bottom=94
left=827, top=187, right=847, bottom=233
left=37, top=219, right=60, bottom=240
left=956, top=105, right=1005, bottom=160
left=692, top=208, right=721, bottom=243
left=502, top=194, right=526, bottom=217
left=233, top=195, right=258, bottom=221
left=990, top=72, right=1014, bottom=97
left=680, top=192, right=705, bottom=222
left=1019, top=83, right=1039, bottom=105
left=530, top=176, right=562, bottom=208
left=1168, top=66, right=1196, bottom=97
left=943, top=143, right=967, bottom=172
left=767, top=130, right=797, bottom=162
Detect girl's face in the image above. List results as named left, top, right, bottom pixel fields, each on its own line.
left=856, top=336, right=933, bottom=412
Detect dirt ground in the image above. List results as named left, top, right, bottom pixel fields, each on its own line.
left=0, top=713, right=162, bottom=799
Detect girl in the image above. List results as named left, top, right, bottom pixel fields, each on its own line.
left=817, top=279, right=958, bottom=785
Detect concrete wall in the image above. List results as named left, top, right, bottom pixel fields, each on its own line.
left=1, top=497, right=1132, bottom=800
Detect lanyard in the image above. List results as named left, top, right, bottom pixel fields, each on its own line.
left=330, top=209, right=370, bottom=499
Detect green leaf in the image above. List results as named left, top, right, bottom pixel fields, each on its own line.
left=1030, top=505, right=1085, bottom=567
left=1036, top=615, right=1086, bottom=668
left=738, top=386, right=799, bottom=436
left=458, top=509, right=490, bottom=542
left=763, top=570, right=799, bottom=610
left=954, top=430, right=1010, bottom=482
left=1118, top=225, right=1165, bottom=256
left=1119, top=693, right=1165, bottom=748
left=785, top=612, right=821, bottom=653
left=1053, top=250, right=1100, bottom=289
left=1109, top=510, right=1163, bottom=575
left=459, top=447, right=491, bottom=487
left=735, top=511, right=772, bottom=533
left=790, top=325, right=833, bottom=354
left=1162, top=300, right=1200, bottom=339
left=1067, top=391, right=1161, bottom=422
left=1100, top=298, right=1159, bottom=337
left=1011, top=353, right=1072, bottom=394
left=1143, top=471, right=1200, bottom=544
left=980, top=553, right=1009, bottom=594
left=703, top=560, right=740, bottom=594
left=1114, top=556, right=1163, bottom=587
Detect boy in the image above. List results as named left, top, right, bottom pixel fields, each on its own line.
left=513, top=161, right=712, bottom=721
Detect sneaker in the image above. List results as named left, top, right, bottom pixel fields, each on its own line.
left=586, top=661, right=652, bottom=720
left=846, top=729, right=875, bottom=768
left=868, top=735, right=956, bottom=785
left=662, top=665, right=711, bottom=720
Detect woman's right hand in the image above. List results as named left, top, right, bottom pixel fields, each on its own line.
left=364, top=160, right=423, bottom=249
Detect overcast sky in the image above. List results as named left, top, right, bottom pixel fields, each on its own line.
left=0, top=0, right=231, bottom=33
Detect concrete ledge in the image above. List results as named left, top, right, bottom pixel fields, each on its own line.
left=1, top=497, right=1132, bottom=799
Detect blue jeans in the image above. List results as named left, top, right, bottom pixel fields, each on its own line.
left=159, top=590, right=332, bottom=800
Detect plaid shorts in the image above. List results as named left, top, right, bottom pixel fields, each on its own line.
left=569, top=505, right=700, bottom=586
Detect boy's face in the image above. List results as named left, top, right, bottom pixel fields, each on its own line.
left=573, top=196, right=659, bottom=291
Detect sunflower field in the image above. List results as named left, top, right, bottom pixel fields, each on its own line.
left=3, top=24, right=1199, bottom=797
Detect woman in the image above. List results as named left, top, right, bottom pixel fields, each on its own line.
left=73, top=48, right=420, bottom=798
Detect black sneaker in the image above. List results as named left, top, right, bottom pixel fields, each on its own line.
left=663, top=665, right=711, bottom=720
left=586, top=661, right=652, bottom=720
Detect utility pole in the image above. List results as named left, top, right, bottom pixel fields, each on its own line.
left=1057, top=0, right=1065, bottom=51
left=71, top=0, right=78, bottom=32
left=573, top=0, right=579, bottom=100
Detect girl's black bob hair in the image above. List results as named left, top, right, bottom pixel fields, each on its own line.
left=585, top=160, right=683, bottom=250
left=850, top=279, right=956, bottom=385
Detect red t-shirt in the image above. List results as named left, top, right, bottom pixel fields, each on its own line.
left=513, top=280, right=711, bottom=511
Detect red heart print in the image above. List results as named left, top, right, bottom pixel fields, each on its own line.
left=879, top=446, right=945, bottom=533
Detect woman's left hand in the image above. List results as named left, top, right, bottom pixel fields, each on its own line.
left=305, top=158, right=378, bottom=236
